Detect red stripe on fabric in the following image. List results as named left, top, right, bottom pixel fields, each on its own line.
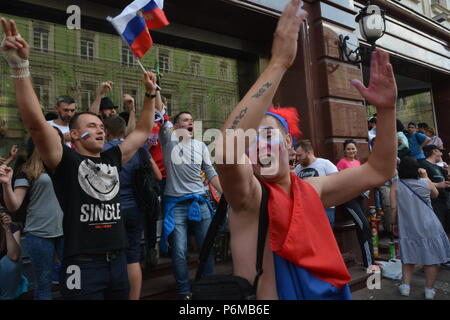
left=262, top=173, right=351, bottom=289
left=143, top=8, right=170, bottom=30
left=130, top=29, right=153, bottom=59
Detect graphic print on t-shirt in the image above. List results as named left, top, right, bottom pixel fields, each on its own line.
left=77, top=159, right=120, bottom=201
left=298, top=168, right=319, bottom=179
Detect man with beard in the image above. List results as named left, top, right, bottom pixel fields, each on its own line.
left=47, top=95, right=76, bottom=147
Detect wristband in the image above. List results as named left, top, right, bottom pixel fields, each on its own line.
left=145, top=92, right=157, bottom=99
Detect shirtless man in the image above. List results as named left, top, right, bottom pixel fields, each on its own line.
left=216, top=0, right=397, bottom=299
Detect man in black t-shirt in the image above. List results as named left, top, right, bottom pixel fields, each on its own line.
left=1, top=18, right=158, bottom=299
left=421, top=145, right=450, bottom=235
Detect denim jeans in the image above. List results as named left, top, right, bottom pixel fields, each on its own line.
left=22, top=233, right=64, bottom=300
left=121, top=206, right=143, bottom=264
left=60, top=250, right=129, bottom=300
left=325, top=207, right=335, bottom=227
left=0, top=256, right=23, bottom=300
left=171, top=202, right=214, bottom=295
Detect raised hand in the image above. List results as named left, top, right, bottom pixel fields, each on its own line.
left=351, top=49, right=397, bottom=109
left=142, top=71, right=157, bottom=93
left=1, top=18, right=30, bottom=73
left=98, top=81, right=113, bottom=96
left=123, top=94, right=135, bottom=112
left=8, top=144, right=18, bottom=159
left=0, top=212, right=12, bottom=231
left=270, top=0, right=308, bottom=70
left=0, top=164, right=13, bottom=185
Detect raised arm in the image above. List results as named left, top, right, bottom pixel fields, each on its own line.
left=1, top=18, right=62, bottom=171
left=89, top=81, right=113, bottom=115
left=216, top=0, right=308, bottom=209
left=123, top=94, right=136, bottom=136
left=119, top=71, right=156, bottom=165
left=0, top=165, right=27, bottom=213
left=0, top=212, right=21, bottom=262
left=309, top=49, right=398, bottom=208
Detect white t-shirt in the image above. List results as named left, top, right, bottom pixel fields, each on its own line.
left=47, top=120, right=71, bottom=147
left=295, top=158, right=338, bottom=179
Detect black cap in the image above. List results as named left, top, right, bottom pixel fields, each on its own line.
left=423, top=144, right=444, bottom=158
left=100, top=97, right=118, bottom=111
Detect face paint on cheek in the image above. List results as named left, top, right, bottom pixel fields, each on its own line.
left=81, top=132, right=91, bottom=140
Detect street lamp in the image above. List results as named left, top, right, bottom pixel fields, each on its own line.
left=340, top=3, right=386, bottom=64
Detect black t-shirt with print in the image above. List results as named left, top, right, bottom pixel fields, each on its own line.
left=52, top=145, right=127, bottom=258
left=420, top=160, right=449, bottom=203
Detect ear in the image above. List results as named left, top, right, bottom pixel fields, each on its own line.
left=70, top=128, right=80, bottom=141
left=285, top=133, right=292, bottom=149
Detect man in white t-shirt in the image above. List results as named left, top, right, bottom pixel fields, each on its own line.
left=294, top=140, right=338, bottom=226
left=47, top=95, right=76, bottom=147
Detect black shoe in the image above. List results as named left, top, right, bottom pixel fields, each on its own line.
left=440, top=262, right=450, bottom=270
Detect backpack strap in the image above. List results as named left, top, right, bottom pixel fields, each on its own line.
left=195, top=180, right=270, bottom=293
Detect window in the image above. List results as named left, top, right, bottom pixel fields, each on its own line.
left=121, top=45, right=136, bottom=66
left=190, top=55, right=202, bottom=76
left=33, top=24, right=50, bottom=53
left=162, top=93, right=172, bottom=115
left=219, top=61, right=230, bottom=81
left=158, top=49, right=170, bottom=73
left=80, top=34, right=95, bottom=60
left=219, top=95, right=235, bottom=119
left=193, top=94, right=206, bottom=119
left=33, top=77, right=51, bottom=109
left=431, top=0, right=447, bottom=7
left=80, top=82, right=96, bottom=110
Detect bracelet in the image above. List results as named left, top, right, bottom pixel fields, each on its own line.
left=145, top=92, right=157, bottom=99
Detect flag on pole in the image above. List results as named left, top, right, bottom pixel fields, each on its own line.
left=141, top=0, right=170, bottom=30
left=107, top=0, right=154, bottom=59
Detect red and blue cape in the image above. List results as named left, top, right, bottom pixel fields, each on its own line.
left=261, top=173, right=352, bottom=300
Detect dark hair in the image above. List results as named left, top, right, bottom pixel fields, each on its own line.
left=56, top=95, right=75, bottom=107
left=69, top=112, right=102, bottom=130
left=343, top=139, right=357, bottom=149
left=418, top=122, right=429, bottom=129
left=407, top=122, right=417, bottom=128
left=173, top=111, right=192, bottom=124
left=396, top=119, right=405, bottom=132
left=295, top=139, right=313, bottom=152
left=104, top=116, right=126, bottom=138
left=398, top=156, right=420, bottom=180
left=45, top=112, right=58, bottom=121
left=118, top=111, right=130, bottom=125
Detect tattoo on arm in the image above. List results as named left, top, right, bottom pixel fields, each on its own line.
left=252, top=82, right=273, bottom=99
left=229, top=107, right=248, bottom=130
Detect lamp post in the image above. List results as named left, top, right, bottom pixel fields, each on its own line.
left=340, top=3, right=386, bottom=64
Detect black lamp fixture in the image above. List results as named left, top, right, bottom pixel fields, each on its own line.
left=340, top=2, right=387, bottom=64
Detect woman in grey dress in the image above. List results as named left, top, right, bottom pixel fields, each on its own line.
left=392, top=156, right=450, bottom=299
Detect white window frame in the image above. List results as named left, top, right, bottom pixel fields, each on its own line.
left=190, top=55, right=202, bottom=76
left=158, top=47, right=171, bottom=73
left=29, top=21, right=54, bottom=53
left=79, top=32, right=96, bottom=61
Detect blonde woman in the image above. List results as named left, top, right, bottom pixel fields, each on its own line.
left=0, top=138, right=63, bottom=300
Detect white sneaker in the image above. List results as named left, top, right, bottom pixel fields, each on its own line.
left=399, top=284, right=410, bottom=296
left=424, top=288, right=436, bottom=300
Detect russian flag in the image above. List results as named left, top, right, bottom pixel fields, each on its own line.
left=141, top=0, right=170, bottom=30
left=107, top=0, right=155, bottom=59
left=261, top=173, right=352, bottom=300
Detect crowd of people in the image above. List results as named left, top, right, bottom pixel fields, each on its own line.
left=0, top=0, right=449, bottom=300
